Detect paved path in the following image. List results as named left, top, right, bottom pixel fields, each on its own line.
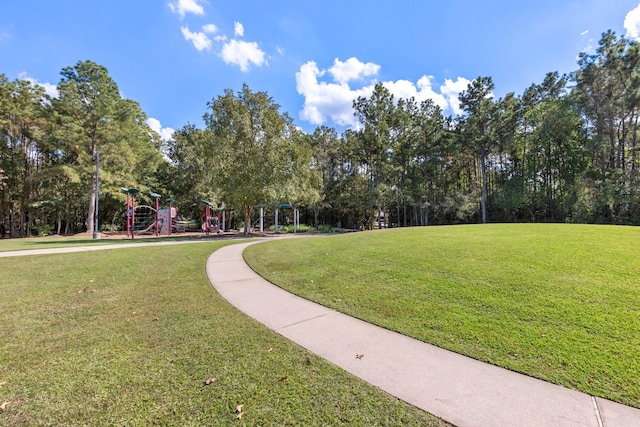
left=0, top=239, right=213, bottom=258
left=206, top=240, right=640, bottom=427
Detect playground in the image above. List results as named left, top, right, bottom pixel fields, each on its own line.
left=116, top=187, right=304, bottom=239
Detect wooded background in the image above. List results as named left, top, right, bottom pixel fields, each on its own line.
left=3, top=31, right=640, bottom=236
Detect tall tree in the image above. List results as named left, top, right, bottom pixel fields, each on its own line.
left=0, top=76, right=48, bottom=236
left=574, top=31, right=640, bottom=222
left=411, top=99, right=448, bottom=225
left=353, top=83, right=395, bottom=229
left=458, top=76, right=497, bottom=224
left=204, top=84, right=317, bottom=234
left=52, top=60, right=161, bottom=233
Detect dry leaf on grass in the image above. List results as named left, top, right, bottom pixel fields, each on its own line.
left=267, top=346, right=273, bottom=352
left=0, top=401, right=11, bottom=410
left=235, top=404, right=244, bottom=419
left=204, top=377, right=216, bottom=385
left=0, top=381, right=5, bottom=388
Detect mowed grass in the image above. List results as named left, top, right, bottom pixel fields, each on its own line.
left=244, top=223, right=640, bottom=408
left=0, top=242, right=448, bottom=426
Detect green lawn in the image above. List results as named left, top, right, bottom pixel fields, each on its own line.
left=244, top=223, right=640, bottom=408
left=0, top=241, right=446, bottom=426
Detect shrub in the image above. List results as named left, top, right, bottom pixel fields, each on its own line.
left=34, top=224, right=53, bottom=236
left=101, top=223, right=121, bottom=232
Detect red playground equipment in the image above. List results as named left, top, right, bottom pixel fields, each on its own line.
left=201, top=200, right=221, bottom=235
left=122, top=187, right=176, bottom=239
left=122, top=187, right=140, bottom=239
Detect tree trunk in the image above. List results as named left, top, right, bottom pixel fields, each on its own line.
left=480, top=147, right=488, bottom=224
left=244, top=205, right=251, bottom=234
left=87, top=170, right=96, bottom=233
left=10, top=204, right=15, bottom=238
left=403, top=197, right=407, bottom=227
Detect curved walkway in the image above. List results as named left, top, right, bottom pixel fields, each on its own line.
left=206, top=240, right=640, bottom=427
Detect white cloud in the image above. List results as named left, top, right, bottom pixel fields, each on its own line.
left=174, top=16, right=266, bottom=72
left=625, top=4, right=640, bottom=40
left=18, top=72, right=59, bottom=98
left=147, top=118, right=175, bottom=141
left=168, top=0, right=205, bottom=18
left=296, top=61, right=373, bottom=128
left=441, top=77, right=471, bottom=115
left=296, top=57, right=471, bottom=129
left=202, top=24, right=218, bottom=34
left=328, top=57, right=380, bottom=85
left=234, top=22, right=244, bottom=37
left=180, top=26, right=212, bottom=51
left=220, top=39, right=267, bottom=72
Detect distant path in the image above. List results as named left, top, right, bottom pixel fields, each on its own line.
left=0, top=239, right=215, bottom=258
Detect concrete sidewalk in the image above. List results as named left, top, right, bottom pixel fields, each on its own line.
left=206, top=240, right=640, bottom=427
left=0, top=239, right=213, bottom=258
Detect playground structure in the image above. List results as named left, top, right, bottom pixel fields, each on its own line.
left=121, top=187, right=177, bottom=239
left=201, top=200, right=233, bottom=235
left=120, top=189, right=299, bottom=237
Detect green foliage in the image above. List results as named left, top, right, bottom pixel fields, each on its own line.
left=100, top=223, right=121, bottom=232
left=269, top=223, right=314, bottom=233
left=5, top=28, right=640, bottom=236
left=246, top=224, right=640, bottom=408
left=33, top=224, right=52, bottom=236
left=203, top=84, right=319, bottom=233
left=0, top=62, right=163, bottom=237
left=51, top=60, right=163, bottom=233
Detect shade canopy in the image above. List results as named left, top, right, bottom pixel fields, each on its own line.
left=121, top=187, right=140, bottom=196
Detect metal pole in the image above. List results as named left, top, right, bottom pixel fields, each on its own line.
left=93, top=148, right=101, bottom=239
left=155, top=197, right=159, bottom=237
left=127, top=194, right=131, bottom=238
left=206, top=205, right=210, bottom=234
left=168, top=201, right=172, bottom=236
left=260, top=207, right=264, bottom=232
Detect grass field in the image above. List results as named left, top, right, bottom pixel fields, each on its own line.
left=244, top=223, right=640, bottom=408
left=0, top=241, right=447, bottom=426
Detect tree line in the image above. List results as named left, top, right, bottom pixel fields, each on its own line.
left=0, top=61, right=163, bottom=237
left=306, top=30, right=640, bottom=228
left=2, top=31, right=640, bottom=237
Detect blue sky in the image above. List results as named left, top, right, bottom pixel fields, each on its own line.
left=2, top=1, right=640, bottom=138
